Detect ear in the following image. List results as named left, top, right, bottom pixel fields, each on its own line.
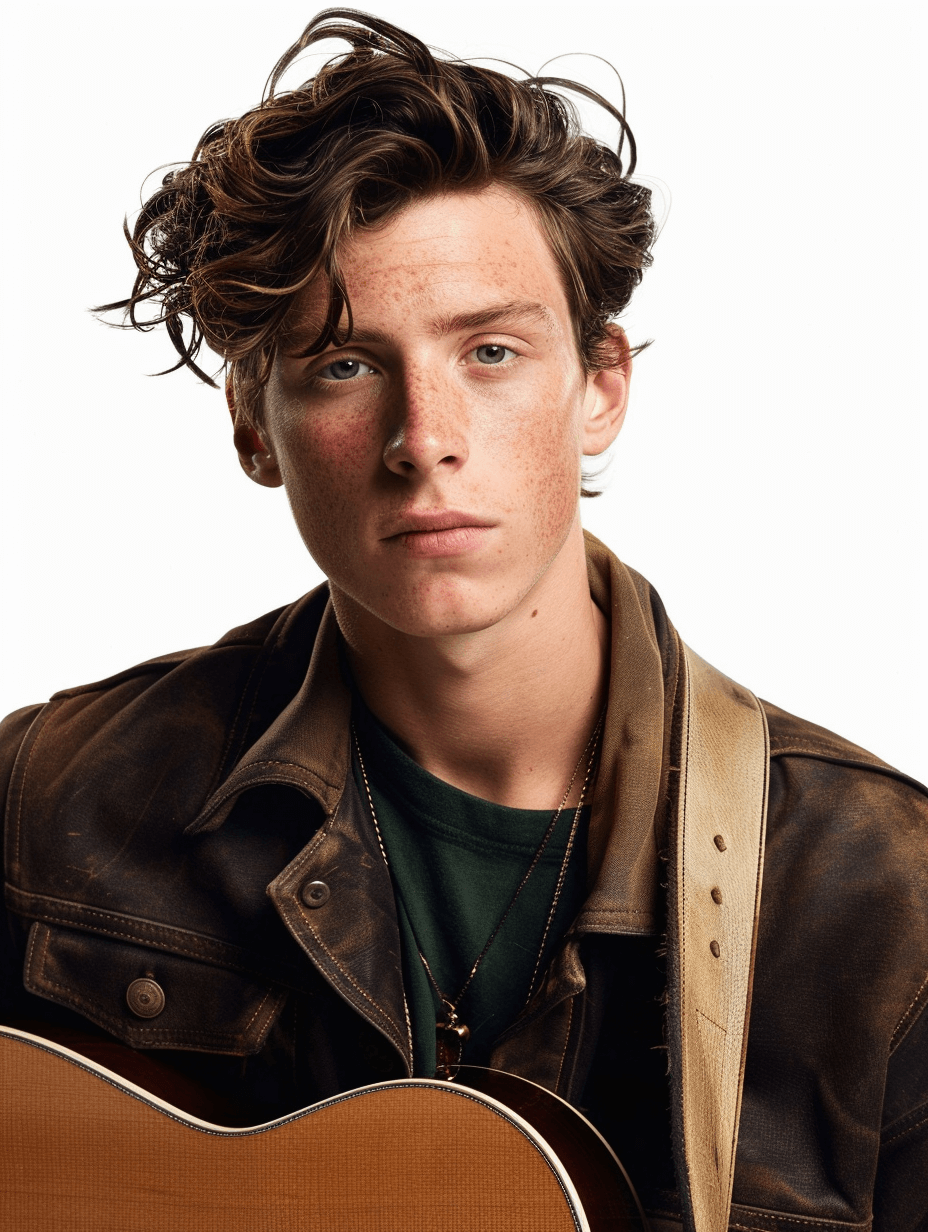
left=226, top=376, right=283, bottom=488
left=580, top=326, right=632, bottom=457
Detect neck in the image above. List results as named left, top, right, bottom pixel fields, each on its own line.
left=333, top=521, right=608, bottom=809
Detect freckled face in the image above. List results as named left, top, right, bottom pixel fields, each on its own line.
left=262, top=186, right=600, bottom=638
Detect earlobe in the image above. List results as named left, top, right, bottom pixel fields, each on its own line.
left=581, top=327, right=631, bottom=457
left=226, top=375, right=284, bottom=488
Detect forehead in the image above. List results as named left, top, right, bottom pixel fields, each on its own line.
left=290, top=186, right=573, bottom=344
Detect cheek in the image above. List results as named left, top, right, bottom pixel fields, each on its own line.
left=273, top=401, right=377, bottom=554
left=491, top=374, right=584, bottom=526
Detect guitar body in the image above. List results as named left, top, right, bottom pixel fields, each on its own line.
left=0, top=1025, right=649, bottom=1231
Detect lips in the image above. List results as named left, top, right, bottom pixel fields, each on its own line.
left=383, top=510, right=496, bottom=538
left=382, top=510, right=496, bottom=558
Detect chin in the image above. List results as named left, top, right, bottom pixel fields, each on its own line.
left=346, top=571, right=524, bottom=641
left=395, top=610, right=508, bottom=639
left=379, top=592, right=516, bottom=639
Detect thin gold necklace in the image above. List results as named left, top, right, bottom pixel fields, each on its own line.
left=352, top=711, right=604, bottom=1079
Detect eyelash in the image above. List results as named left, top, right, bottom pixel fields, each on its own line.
left=310, top=341, right=521, bottom=385
left=314, top=358, right=376, bottom=383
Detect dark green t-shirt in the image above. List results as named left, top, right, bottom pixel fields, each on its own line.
left=351, top=701, right=590, bottom=1077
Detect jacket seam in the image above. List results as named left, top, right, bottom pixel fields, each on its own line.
left=552, top=994, right=574, bottom=1094
left=769, top=744, right=927, bottom=796
left=212, top=646, right=276, bottom=797
left=47, top=635, right=269, bottom=700
left=23, top=912, right=248, bottom=965
left=646, top=1210, right=869, bottom=1228
left=298, top=911, right=408, bottom=1057
left=728, top=1225, right=867, bottom=1231
left=728, top=1204, right=871, bottom=1229
left=243, top=984, right=278, bottom=1035
left=236, top=758, right=342, bottom=790
left=770, top=738, right=880, bottom=757
left=211, top=598, right=310, bottom=786
left=28, top=923, right=284, bottom=1044
left=8, top=897, right=307, bottom=987
left=882, top=1104, right=928, bottom=1146
left=890, top=969, right=928, bottom=1050
left=12, top=700, right=60, bottom=871
left=206, top=761, right=343, bottom=805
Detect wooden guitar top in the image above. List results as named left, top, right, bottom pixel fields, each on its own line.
left=0, top=1025, right=649, bottom=1231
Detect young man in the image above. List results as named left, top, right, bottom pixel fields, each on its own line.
left=1, top=11, right=925, bottom=1232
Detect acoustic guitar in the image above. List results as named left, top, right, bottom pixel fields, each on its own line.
left=0, top=1023, right=651, bottom=1231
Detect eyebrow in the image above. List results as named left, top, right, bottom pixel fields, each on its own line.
left=290, top=299, right=557, bottom=353
left=428, top=300, right=557, bottom=339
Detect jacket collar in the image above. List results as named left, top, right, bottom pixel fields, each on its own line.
left=187, top=598, right=351, bottom=834
left=580, top=532, right=678, bottom=935
left=189, top=533, right=677, bottom=935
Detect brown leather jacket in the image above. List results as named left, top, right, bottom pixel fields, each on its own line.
left=3, top=537, right=927, bottom=1232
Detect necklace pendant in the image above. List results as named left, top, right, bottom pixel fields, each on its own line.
left=435, top=1020, right=470, bottom=1081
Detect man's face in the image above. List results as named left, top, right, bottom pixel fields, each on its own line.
left=249, top=186, right=627, bottom=640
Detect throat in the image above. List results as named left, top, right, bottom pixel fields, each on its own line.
left=335, top=516, right=611, bottom=808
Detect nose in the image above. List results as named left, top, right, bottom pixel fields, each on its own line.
left=382, top=369, right=469, bottom=478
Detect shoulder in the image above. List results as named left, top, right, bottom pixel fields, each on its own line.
left=758, top=697, right=928, bottom=1030
left=764, top=697, right=926, bottom=790
left=761, top=696, right=927, bottom=837
left=761, top=694, right=927, bottom=861
left=0, top=586, right=330, bottom=819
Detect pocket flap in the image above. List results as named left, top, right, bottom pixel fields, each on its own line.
left=24, top=922, right=286, bottom=1054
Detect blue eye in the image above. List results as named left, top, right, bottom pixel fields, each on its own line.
left=319, top=359, right=374, bottom=381
left=474, top=345, right=514, bottom=365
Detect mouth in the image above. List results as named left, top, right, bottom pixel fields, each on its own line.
left=385, top=509, right=495, bottom=536
left=383, top=510, right=496, bottom=558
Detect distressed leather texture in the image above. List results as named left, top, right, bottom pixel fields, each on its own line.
left=2, top=534, right=927, bottom=1231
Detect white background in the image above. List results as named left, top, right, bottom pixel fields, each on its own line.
left=1, top=2, right=925, bottom=782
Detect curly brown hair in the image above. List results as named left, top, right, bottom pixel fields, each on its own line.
left=101, top=8, right=654, bottom=425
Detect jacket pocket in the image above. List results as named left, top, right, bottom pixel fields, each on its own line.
left=23, top=922, right=287, bottom=1054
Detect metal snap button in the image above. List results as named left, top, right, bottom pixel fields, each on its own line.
left=126, top=977, right=165, bottom=1019
left=301, top=879, right=331, bottom=908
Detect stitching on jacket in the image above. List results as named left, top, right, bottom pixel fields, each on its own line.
left=728, top=1226, right=861, bottom=1231
left=769, top=738, right=876, bottom=757
left=190, top=770, right=334, bottom=835
left=578, top=906, right=650, bottom=916
left=729, top=1218, right=870, bottom=1230
left=208, top=760, right=342, bottom=805
left=768, top=741, right=928, bottom=802
left=23, top=911, right=280, bottom=982
left=213, top=597, right=309, bottom=783
left=890, top=969, right=928, bottom=1050
left=12, top=700, right=58, bottom=869
left=23, top=920, right=45, bottom=987
left=400, top=973, right=413, bottom=1064
left=883, top=1107, right=928, bottom=1146
left=30, top=924, right=283, bottom=1044
left=213, top=646, right=273, bottom=792
left=553, top=995, right=575, bottom=1094
left=300, top=915, right=406, bottom=1055
left=242, top=985, right=276, bottom=1034
left=647, top=1215, right=870, bottom=1232
left=769, top=740, right=926, bottom=791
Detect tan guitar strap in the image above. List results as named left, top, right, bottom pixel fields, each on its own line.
left=670, top=643, right=770, bottom=1232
